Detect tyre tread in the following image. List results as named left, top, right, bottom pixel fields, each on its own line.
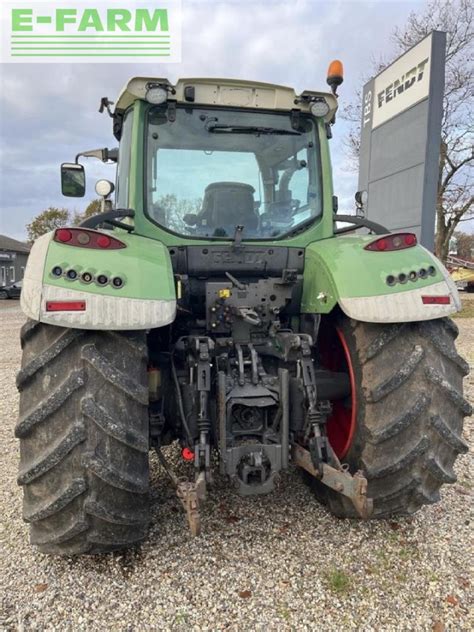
left=15, top=369, right=86, bottom=438
left=16, top=329, right=82, bottom=390
left=81, top=396, right=148, bottom=452
left=17, top=323, right=150, bottom=555
left=81, top=343, right=148, bottom=405
left=23, top=478, right=87, bottom=523
left=308, top=316, right=470, bottom=519
left=18, top=423, right=86, bottom=485
left=368, top=345, right=424, bottom=402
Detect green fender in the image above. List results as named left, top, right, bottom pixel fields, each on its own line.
left=301, top=235, right=461, bottom=323
left=21, top=230, right=176, bottom=330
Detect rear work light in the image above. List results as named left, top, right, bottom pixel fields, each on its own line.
left=365, top=233, right=417, bottom=252
left=422, top=296, right=451, bottom=305
left=54, top=228, right=126, bottom=250
left=46, top=301, right=86, bottom=312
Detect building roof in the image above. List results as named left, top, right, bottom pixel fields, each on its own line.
left=0, top=234, right=31, bottom=254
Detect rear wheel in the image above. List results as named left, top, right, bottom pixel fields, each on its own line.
left=311, top=316, right=471, bottom=518
left=16, top=321, right=150, bottom=555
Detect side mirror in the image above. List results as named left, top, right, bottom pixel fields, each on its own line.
left=61, top=163, right=85, bottom=197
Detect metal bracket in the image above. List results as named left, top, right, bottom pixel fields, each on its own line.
left=192, top=338, right=212, bottom=479
left=156, top=448, right=206, bottom=536
left=176, top=481, right=201, bottom=536
left=291, top=444, right=373, bottom=519
left=167, top=100, right=177, bottom=122
left=232, top=225, right=244, bottom=250
left=290, top=108, right=301, bottom=131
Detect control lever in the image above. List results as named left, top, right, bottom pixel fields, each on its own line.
left=237, top=307, right=261, bottom=326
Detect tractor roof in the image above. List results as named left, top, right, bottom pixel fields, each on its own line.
left=115, top=77, right=338, bottom=122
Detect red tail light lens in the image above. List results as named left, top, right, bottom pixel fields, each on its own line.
left=46, top=301, right=86, bottom=312
left=56, top=229, right=73, bottom=243
left=97, top=235, right=111, bottom=248
left=53, top=228, right=125, bottom=250
left=422, top=296, right=450, bottom=305
left=365, top=233, right=417, bottom=252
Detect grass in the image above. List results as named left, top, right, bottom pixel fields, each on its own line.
left=398, top=546, right=419, bottom=561
left=325, top=568, right=352, bottom=594
left=174, top=612, right=189, bottom=625
left=459, top=478, right=473, bottom=490
left=277, top=606, right=291, bottom=621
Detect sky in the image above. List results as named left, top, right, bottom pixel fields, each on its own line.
left=0, top=0, right=429, bottom=241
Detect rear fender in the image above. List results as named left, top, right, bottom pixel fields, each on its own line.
left=301, top=235, right=460, bottom=323
left=21, top=230, right=176, bottom=330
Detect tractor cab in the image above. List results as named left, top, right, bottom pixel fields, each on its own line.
left=61, top=76, right=339, bottom=246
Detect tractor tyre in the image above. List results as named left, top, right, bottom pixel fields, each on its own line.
left=15, top=320, right=150, bottom=555
left=311, top=316, right=471, bottom=518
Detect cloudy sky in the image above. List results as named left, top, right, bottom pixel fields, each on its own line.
left=0, top=0, right=426, bottom=241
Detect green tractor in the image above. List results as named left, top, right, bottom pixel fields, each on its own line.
left=16, top=65, right=471, bottom=555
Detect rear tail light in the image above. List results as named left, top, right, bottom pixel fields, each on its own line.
left=46, top=301, right=86, bottom=312
left=422, top=296, right=450, bottom=305
left=97, top=235, right=111, bottom=248
left=56, top=229, right=72, bottom=243
left=365, top=233, right=417, bottom=252
left=53, top=228, right=126, bottom=250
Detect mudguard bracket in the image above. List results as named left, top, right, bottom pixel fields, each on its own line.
left=291, top=443, right=373, bottom=519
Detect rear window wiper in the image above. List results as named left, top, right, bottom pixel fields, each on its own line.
left=207, top=124, right=301, bottom=136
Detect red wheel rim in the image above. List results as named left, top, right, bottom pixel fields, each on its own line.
left=320, top=326, right=357, bottom=459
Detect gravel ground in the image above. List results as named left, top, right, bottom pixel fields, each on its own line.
left=1, top=302, right=472, bottom=631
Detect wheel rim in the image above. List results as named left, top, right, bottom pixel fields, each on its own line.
left=319, top=325, right=357, bottom=459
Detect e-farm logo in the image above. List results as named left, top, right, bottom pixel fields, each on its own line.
left=0, top=0, right=182, bottom=63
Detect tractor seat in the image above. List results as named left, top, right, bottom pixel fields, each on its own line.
left=199, top=182, right=258, bottom=232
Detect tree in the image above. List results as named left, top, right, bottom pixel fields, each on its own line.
left=154, top=194, right=202, bottom=233
left=26, top=207, right=70, bottom=242
left=26, top=199, right=105, bottom=241
left=343, top=0, right=473, bottom=262
left=452, top=230, right=474, bottom=260
left=72, top=199, right=102, bottom=225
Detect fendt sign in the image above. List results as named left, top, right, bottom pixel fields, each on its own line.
left=358, top=32, right=446, bottom=251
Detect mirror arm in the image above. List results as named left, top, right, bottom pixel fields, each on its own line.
left=334, top=214, right=388, bottom=235
left=104, top=219, right=134, bottom=232
left=79, top=209, right=135, bottom=232
left=75, top=148, right=116, bottom=164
